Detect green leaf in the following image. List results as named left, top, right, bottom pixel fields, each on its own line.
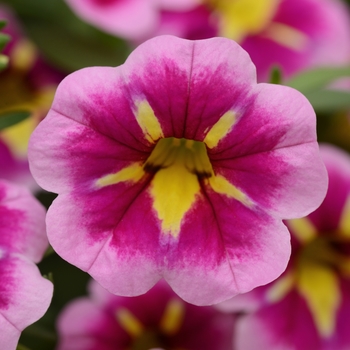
left=44, top=245, right=55, bottom=258
left=0, top=111, right=30, bottom=130
left=0, top=33, right=10, bottom=51
left=269, top=66, right=283, bottom=85
left=287, top=66, right=350, bottom=94
left=0, top=20, right=7, bottom=30
left=16, top=344, right=31, bottom=350
left=43, top=272, right=54, bottom=283
left=305, top=90, right=350, bottom=113
left=1, top=0, right=129, bottom=72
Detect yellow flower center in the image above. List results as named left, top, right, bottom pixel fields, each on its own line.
left=96, top=100, right=252, bottom=238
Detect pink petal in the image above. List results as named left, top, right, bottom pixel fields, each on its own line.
left=0, top=180, right=47, bottom=262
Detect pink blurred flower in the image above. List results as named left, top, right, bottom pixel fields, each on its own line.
left=28, top=36, right=327, bottom=305
left=240, top=0, right=350, bottom=81
left=220, top=144, right=350, bottom=350
left=0, top=179, right=53, bottom=349
left=0, top=5, right=64, bottom=190
left=64, top=0, right=350, bottom=81
left=57, top=280, right=234, bottom=350
left=64, top=0, right=200, bottom=41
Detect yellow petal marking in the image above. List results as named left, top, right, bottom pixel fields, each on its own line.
left=147, top=138, right=211, bottom=238
left=96, top=163, right=144, bottom=188
left=339, top=195, right=350, bottom=237
left=203, top=110, right=237, bottom=149
left=207, top=0, right=280, bottom=42
left=296, top=263, right=341, bottom=338
left=266, top=271, right=295, bottom=303
left=135, top=100, right=164, bottom=144
left=287, top=217, right=318, bottom=244
left=150, top=155, right=200, bottom=238
left=159, top=298, right=185, bottom=335
left=262, top=22, right=308, bottom=52
left=208, top=174, right=253, bottom=208
left=116, top=308, right=144, bottom=337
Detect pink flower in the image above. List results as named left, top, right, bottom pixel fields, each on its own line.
left=57, top=280, right=235, bottom=350
left=240, top=0, right=350, bottom=81
left=0, top=5, right=64, bottom=191
left=64, top=0, right=199, bottom=41
left=64, top=0, right=350, bottom=81
left=28, top=36, right=327, bottom=305
left=0, top=179, right=53, bottom=349
left=220, top=144, right=350, bottom=350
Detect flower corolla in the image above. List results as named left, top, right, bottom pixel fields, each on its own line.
left=0, top=180, right=53, bottom=349
left=29, top=36, right=327, bottom=305
left=220, top=145, right=350, bottom=350
left=57, top=280, right=234, bottom=350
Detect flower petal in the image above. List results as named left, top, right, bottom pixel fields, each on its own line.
left=209, top=84, right=327, bottom=219
left=0, top=254, right=53, bottom=349
left=0, top=180, right=47, bottom=262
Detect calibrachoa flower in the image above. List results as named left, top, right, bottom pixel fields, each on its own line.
left=64, top=0, right=199, bottom=41
left=28, top=36, right=327, bottom=305
left=220, top=144, right=350, bottom=350
left=237, top=0, right=350, bottom=80
left=57, top=280, right=235, bottom=350
left=0, top=5, right=63, bottom=190
left=0, top=179, right=53, bottom=349
left=64, top=0, right=350, bottom=81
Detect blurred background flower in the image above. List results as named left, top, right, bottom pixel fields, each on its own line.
left=0, top=4, right=64, bottom=191
left=219, top=145, right=350, bottom=350
left=64, top=0, right=350, bottom=81
left=0, top=179, right=52, bottom=350
left=57, top=280, right=235, bottom=350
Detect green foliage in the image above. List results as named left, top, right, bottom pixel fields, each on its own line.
left=2, top=0, right=130, bottom=72
left=0, top=20, right=9, bottom=71
left=0, top=111, right=30, bottom=130
left=287, top=66, right=350, bottom=94
left=285, top=66, right=350, bottom=113
left=304, top=90, right=350, bottom=113
left=268, top=66, right=283, bottom=85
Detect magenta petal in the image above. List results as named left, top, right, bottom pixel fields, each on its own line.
left=308, top=144, right=350, bottom=231
left=0, top=180, right=47, bottom=262
left=0, top=255, right=53, bottom=349
left=64, top=0, right=158, bottom=40
left=57, top=280, right=235, bottom=350
left=162, top=190, right=291, bottom=305
left=210, top=83, right=327, bottom=219
left=235, top=290, right=321, bottom=350
left=121, top=36, right=256, bottom=139
left=46, top=187, right=162, bottom=296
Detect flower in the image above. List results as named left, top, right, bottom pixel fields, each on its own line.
left=64, top=0, right=350, bottom=81
left=0, top=4, right=64, bottom=191
left=63, top=0, right=199, bottom=41
left=220, top=144, right=350, bottom=350
left=238, top=0, right=350, bottom=80
left=28, top=35, right=327, bottom=305
left=57, top=280, right=235, bottom=350
left=0, top=179, right=53, bottom=349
